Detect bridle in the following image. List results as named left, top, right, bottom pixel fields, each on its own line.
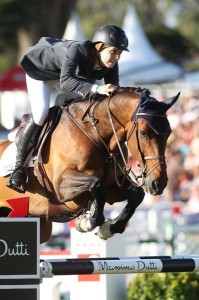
left=127, top=112, right=168, bottom=185
left=107, top=94, right=168, bottom=186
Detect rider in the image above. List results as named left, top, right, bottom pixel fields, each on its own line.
left=7, top=24, right=129, bottom=193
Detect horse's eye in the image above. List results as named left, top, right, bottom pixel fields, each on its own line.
left=140, top=129, right=148, bottom=138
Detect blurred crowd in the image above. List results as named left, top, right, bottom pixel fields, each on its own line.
left=129, top=88, right=199, bottom=216
left=165, top=89, right=199, bottom=214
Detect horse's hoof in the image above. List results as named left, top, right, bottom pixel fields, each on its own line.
left=75, top=213, right=89, bottom=232
left=75, top=212, right=94, bottom=232
left=97, top=221, right=115, bottom=240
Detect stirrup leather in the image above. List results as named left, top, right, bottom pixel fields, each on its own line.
left=7, top=167, right=27, bottom=193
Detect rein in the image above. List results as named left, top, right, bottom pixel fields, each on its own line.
left=63, top=99, right=111, bottom=158
left=63, top=95, right=134, bottom=188
left=106, top=94, right=133, bottom=187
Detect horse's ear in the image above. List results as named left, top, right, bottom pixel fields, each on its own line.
left=163, top=92, right=180, bottom=110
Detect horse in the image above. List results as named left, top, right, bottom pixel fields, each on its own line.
left=0, top=87, right=179, bottom=243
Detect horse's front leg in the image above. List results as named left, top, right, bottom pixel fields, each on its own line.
left=98, top=183, right=145, bottom=239
left=58, top=169, right=106, bottom=232
left=75, top=180, right=106, bottom=232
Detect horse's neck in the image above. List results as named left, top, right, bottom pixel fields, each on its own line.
left=58, top=93, right=139, bottom=145
left=108, top=92, right=139, bottom=127
left=96, top=92, right=139, bottom=151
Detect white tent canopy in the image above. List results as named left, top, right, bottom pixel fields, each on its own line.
left=119, top=6, right=183, bottom=85
left=183, top=71, right=199, bottom=83
left=63, top=12, right=86, bottom=41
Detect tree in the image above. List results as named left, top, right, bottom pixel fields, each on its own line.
left=77, top=0, right=127, bottom=39
left=0, top=0, right=77, bottom=68
left=175, top=0, right=199, bottom=52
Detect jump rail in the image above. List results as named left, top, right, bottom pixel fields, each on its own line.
left=40, top=255, right=199, bottom=277
left=1, top=216, right=199, bottom=300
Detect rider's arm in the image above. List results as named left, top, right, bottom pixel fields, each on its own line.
left=60, top=42, right=119, bottom=97
left=60, top=42, right=97, bottom=97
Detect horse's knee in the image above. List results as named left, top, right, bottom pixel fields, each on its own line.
left=89, top=179, right=106, bottom=199
left=88, top=179, right=106, bottom=227
left=128, top=186, right=145, bottom=207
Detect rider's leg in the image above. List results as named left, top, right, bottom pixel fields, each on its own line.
left=7, top=116, right=42, bottom=192
left=7, top=75, right=52, bottom=193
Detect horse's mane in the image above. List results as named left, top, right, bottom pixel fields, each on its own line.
left=117, top=86, right=145, bottom=95
left=62, top=86, right=146, bottom=107
left=90, top=86, right=145, bottom=101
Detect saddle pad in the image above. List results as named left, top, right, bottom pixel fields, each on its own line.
left=0, top=142, right=36, bottom=177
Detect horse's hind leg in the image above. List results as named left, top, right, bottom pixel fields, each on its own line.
left=98, top=184, right=145, bottom=239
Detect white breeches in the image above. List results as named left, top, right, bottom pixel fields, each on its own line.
left=26, top=75, right=58, bottom=126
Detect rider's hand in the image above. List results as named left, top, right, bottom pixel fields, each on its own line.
left=97, top=84, right=118, bottom=96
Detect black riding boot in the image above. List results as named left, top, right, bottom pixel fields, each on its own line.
left=7, top=117, right=42, bottom=193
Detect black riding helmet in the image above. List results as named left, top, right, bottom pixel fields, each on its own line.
left=92, top=24, right=129, bottom=52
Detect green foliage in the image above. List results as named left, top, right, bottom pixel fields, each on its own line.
left=77, top=0, right=127, bottom=39
left=145, top=25, right=196, bottom=63
left=184, top=60, right=199, bottom=72
left=0, top=0, right=77, bottom=50
left=175, top=0, right=199, bottom=50
left=127, top=272, right=199, bottom=300
left=127, top=273, right=165, bottom=300
left=0, top=0, right=77, bottom=67
left=0, top=54, right=16, bottom=72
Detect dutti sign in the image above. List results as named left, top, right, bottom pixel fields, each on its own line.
left=0, top=286, right=40, bottom=300
left=0, top=218, right=40, bottom=280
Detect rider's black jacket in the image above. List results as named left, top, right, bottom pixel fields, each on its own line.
left=21, top=37, right=119, bottom=97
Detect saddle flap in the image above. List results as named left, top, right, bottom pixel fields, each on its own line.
left=33, top=106, right=62, bottom=180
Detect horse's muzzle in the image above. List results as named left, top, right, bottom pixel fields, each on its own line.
left=145, top=178, right=167, bottom=195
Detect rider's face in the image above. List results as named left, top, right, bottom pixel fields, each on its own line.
left=98, top=47, right=122, bottom=68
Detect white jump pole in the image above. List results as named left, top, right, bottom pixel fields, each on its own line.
left=69, top=226, right=127, bottom=300
left=41, top=256, right=199, bottom=276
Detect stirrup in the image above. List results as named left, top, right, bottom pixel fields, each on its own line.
left=7, top=167, right=27, bottom=193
